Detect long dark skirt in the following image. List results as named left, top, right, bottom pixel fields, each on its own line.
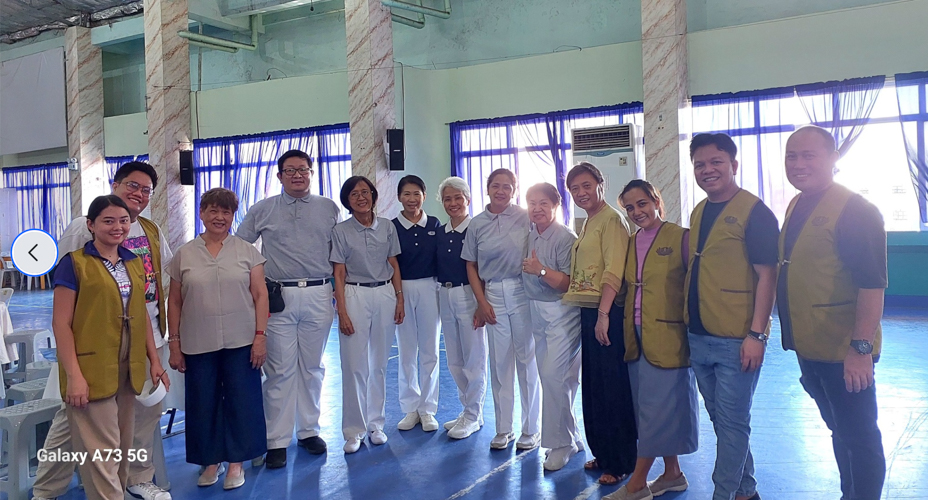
left=580, top=306, right=637, bottom=476
left=185, top=345, right=267, bottom=465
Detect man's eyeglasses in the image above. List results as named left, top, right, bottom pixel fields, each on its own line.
left=282, top=167, right=312, bottom=177
left=122, top=180, right=154, bottom=196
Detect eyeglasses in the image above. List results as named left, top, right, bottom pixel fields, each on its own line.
left=282, top=167, right=312, bottom=177
left=349, top=189, right=372, bottom=199
left=122, top=180, right=154, bottom=196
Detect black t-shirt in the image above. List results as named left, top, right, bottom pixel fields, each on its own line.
left=688, top=198, right=780, bottom=336
left=778, top=190, right=887, bottom=348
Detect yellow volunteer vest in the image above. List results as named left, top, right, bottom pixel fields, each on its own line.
left=624, top=222, right=690, bottom=368
left=684, top=189, right=766, bottom=338
left=779, top=184, right=882, bottom=362
left=58, top=250, right=149, bottom=401
left=137, top=216, right=167, bottom=337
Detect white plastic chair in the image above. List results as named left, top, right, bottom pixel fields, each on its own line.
left=0, top=288, right=12, bottom=305
left=0, top=258, right=18, bottom=289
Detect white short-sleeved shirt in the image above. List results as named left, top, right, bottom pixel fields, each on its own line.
left=461, top=204, right=531, bottom=282
left=330, top=217, right=401, bottom=283
left=167, top=235, right=266, bottom=355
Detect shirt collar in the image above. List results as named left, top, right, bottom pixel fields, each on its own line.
left=281, top=191, right=312, bottom=205
left=82, top=240, right=138, bottom=262
left=483, top=204, right=518, bottom=220
left=445, top=216, right=471, bottom=233
left=398, top=211, right=429, bottom=230
left=196, top=234, right=231, bottom=245
left=532, top=222, right=558, bottom=240
left=351, top=216, right=380, bottom=231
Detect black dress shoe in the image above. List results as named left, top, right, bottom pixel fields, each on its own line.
left=265, top=448, right=287, bottom=468
left=298, top=436, right=327, bottom=455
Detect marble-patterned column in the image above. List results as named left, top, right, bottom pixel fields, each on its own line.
left=145, top=0, right=194, bottom=249
left=641, top=0, right=688, bottom=224
left=345, top=0, right=399, bottom=216
left=65, top=26, right=106, bottom=218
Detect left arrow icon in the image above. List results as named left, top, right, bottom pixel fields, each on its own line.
left=28, top=244, right=39, bottom=261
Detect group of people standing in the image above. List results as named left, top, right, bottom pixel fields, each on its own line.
left=39, top=123, right=887, bottom=500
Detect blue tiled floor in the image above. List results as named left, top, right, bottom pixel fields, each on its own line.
left=7, top=289, right=928, bottom=499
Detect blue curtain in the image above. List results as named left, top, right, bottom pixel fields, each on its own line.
left=192, top=124, right=351, bottom=233
left=105, top=154, right=150, bottom=184
left=895, top=71, right=928, bottom=224
left=450, top=103, right=644, bottom=223
left=2, top=162, right=71, bottom=239
left=796, top=76, right=885, bottom=158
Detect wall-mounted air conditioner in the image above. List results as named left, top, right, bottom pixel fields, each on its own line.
left=570, top=124, right=639, bottom=230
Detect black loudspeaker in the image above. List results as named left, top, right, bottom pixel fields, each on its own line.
left=179, top=150, right=195, bottom=185
left=387, top=129, right=404, bottom=171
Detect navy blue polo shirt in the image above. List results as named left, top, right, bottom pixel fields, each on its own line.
left=436, top=217, right=471, bottom=286
left=393, top=212, right=441, bottom=280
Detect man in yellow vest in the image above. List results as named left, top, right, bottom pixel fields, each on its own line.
left=686, top=133, right=779, bottom=500
left=33, top=162, right=175, bottom=500
left=778, top=126, right=886, bottom=500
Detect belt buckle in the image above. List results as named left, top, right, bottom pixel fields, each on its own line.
left=443, top=282, right=453, bottom=288
left=297, top=280, right=307, bottom=288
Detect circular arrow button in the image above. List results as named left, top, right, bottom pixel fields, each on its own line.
left=11, top=229, right=58, bottom=276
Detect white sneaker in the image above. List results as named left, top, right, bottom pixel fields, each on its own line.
left=489, top=431, right=515, bottom=449
left=344, top=436, right=363, bottom=454
left=448, top=417, right=481, bottom=440
left=397, top=412, right=420, bottom=431
left=516, top=432, right=540, bottom=450
left=32, top=497, right=57, bottom=500
left=128, top=481, right=172, bottom=500
left=420, top=414, right=439, bottom=432
left=543, top=443, right=578, bottom=471
left=444, top=412, right=464, bottom=431
left=370, top=429, right=388, bottom=445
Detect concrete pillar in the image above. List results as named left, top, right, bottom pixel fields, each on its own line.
left=65, top=26, right=106, bottom=218
left=345, top=0, right=399, bottom=216
left=641, top=0, right=688, bottom=224
left=145, top=0, right=194, bottom=248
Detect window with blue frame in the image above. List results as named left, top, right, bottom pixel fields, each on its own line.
left=105, top=155, right=149, bottom=184
left=192, top=124, right=351, bottom=233
left=1, top=162, right=71, bottom=239
left=450, top=103, right=644, bottom=224
left=895, top=72, right=928, bottom=226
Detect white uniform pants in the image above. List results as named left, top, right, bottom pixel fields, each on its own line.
left=439, top=284, right=488, bottom=423
left=264, top=284, right=336, bottom=449
left=339, top=283, right=397, bottom=439
left=530, top=299, right=582, bottom=449
left=396, top=278, right=441, bottom=415
left=485, top=278, right=541, bottom=435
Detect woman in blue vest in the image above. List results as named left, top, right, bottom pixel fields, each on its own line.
left=331, top=176, right=404, bottom=454
left=436, top=176, right=487, bottom=440
left=52, top=195, right=170, bottom=500
left=392, top=175, right=443, bottom=433
left=604, top=180, right=698, bottom=500
left=461, top=168, right=541, bottom=451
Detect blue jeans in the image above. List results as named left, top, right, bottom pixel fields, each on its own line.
left=688, top=333, right=761, bottom=500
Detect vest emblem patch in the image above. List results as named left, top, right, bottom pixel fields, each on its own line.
left=724, top=216, right=738, bottom=224
left=656, top=246, right=674, bottom=256
left=812, top=216, right=829, bottom=226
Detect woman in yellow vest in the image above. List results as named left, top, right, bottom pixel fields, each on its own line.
left=52, top=195, right=170, bottom=500
left=605, top=180, right=698, bottom=500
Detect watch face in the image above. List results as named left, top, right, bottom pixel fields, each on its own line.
left=540, top=269, right=546, bottom=276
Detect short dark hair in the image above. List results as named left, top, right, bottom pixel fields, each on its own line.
left=526, top=182, right=561, bottom=206
left=277, top=150, right=313, bottom=173
left=620, top=179, right=665, bottom=219
left=397, top=175, right=426, bottom=197
left=114, top=161, right=158, bottom=189
left=566, top=162, right=604, bottom=187
left=690, top=133, right=737, bottom=161
left=486, top=168, right=516, bottom=190
left=87, top=195, right=130, bottom=223
left=791, top=126, right=837, bottom=152
left=199, top=187, right=239, bottom=213
left=340, top=176, right=378, bottom=214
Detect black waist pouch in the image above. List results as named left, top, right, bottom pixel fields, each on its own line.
left=266, top=278, right=285, bottom=313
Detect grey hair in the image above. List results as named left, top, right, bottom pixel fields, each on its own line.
left=437, top=176, right=471, bottom=202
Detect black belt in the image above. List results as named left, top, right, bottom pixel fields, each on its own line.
left=347, top=281, right=390, bottom=288
left=280, top=279, right=327, bottom=287
left=442, top=282, right=467, bottom=288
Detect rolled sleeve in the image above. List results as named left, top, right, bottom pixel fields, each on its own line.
left=600, top=214, right=630, bottom=291
left=837, top=197, right=888, bottom=289
left=247, top=243, right=268, bottom=269
left=330, top=228, right=348, bottom=264
left=461, top=229, right=478, bottom=262
left=556, top=234, right=574, bottom=275
left=53, top=254, right=78, bottom=291
left=166, top=252, right=182, bottom=283
left=387, top=223, right=401, bottom=258
left=236, top=208, right=259, bottom=243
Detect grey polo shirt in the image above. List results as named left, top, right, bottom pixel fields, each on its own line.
left=330, top=216, right=401, bottom=283
left=523, top=222, right=577, bottom=302
left=461, top=204, right=531, bottom=282
left=236, top=192, right=341, bottom=281
left=167, top=235, right=267, bottom=355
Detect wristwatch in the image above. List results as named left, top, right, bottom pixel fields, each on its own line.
left=539, top=267, right=547, bottom=277
left=747, top=330, right=768, bottom=344
left=850, top=339, right=873, bottom=355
